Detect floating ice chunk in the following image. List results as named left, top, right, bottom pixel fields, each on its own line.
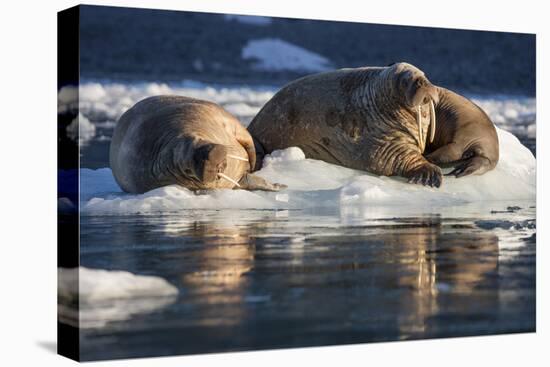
left=472, top=95, right=536, bottom=138
left=527, top=124, right=536, bottom=138
left=492, top=113, right=506, bottom=124
left=242, top=38, right=332, bottom=72
left=76, top=81, right=277, bottom=130
left=79, top=82, right=106, bottom=102
left=145, top=82, right=172, bottom=95
left=58, top=267, right=178, bottom=302
left=58, top=267, right=178, bottom=328
left=224, top=14, right=272, bottom=26
left=66, top=113, right=96, bottom=145
left=504, top=108, right=519, bottom=119
left=223, top=102, right=260, bottom=117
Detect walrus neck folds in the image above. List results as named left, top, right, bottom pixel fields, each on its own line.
left=377, top=70, right=437, bottom=152
left=352, top=71, right=433, bottom=152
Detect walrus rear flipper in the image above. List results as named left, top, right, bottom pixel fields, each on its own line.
left=446, top=156, right=493, bottom=178
left=426, top=143, right=496, bottom=178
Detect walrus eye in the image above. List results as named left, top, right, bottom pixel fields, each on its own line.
left=398, top=75, right=408, bottom=91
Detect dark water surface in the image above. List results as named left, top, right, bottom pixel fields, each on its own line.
left=78, top=203, right=535, bottom=360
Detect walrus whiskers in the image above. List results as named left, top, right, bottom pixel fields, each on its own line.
left=218, top=154, right=248, bottom=187
left=429, top=100, right=436, bottom=143
left=217, top=172, right=241, bottom=187
left=416, top=105, right=424, bottom=149
left=227, top=154, right=249, bottom=162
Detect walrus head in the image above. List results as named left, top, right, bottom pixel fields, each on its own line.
left=386, top=63, right=439, bottom=150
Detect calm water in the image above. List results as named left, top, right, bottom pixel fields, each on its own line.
left=78, top=203, right=535, bottom=360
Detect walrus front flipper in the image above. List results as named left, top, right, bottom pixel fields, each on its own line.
left=238, top=173, right=287, bottom=192
left=446, top=156, right=493, bottom=178
left=404, top=161, right=443, bottom=188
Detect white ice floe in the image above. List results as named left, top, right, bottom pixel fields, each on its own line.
left=66, top=113, right=96, bottom=145
left=337, top=128, right=535, bottom=206
left=58, top=267, right=178, bottom=302
left=242, top=38, right=332, bottom=72
left=58, top=267, right=178, bottom=328
left=80, top=127, right=535, bottom=215
left=224, top=14, right=272, bottom=26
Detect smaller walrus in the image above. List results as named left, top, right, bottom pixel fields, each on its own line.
left=248, top=62, right=499, bottom=187
left=110, top=95, right=285, bottom=194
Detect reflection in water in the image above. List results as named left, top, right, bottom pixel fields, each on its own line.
left=78, top=206, right=534, bottom=360
left=155, top=214, right=500, bottom=337
left=382, top=226, right=499, bottom=337
left=180, top=221, right=254, bottom=326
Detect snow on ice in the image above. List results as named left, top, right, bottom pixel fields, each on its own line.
left=241, top=38, right=332, bottom=72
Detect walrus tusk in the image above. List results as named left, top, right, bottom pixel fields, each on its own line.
left=416, top=105, right=423, bottom=148
left=217, top=172, right=241, bottom=187
left=227, top=154, right=249, bottom=162
left=429, top=100, right=436, bottom=143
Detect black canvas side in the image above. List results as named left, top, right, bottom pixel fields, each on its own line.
left=57, top=5, right=80, bottom=362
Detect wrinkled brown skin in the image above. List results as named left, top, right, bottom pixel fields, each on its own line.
left=110, top=95, right=285, bottom=194
left=248, top=63, right=499, bottom=187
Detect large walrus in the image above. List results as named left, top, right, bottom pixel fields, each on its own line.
left=248, top=62, right=499, bottom=188
left=110, top=95, right=285, bottom=193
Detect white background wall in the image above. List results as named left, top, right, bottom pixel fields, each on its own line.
left=0, top=0, right=546, bottom=366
